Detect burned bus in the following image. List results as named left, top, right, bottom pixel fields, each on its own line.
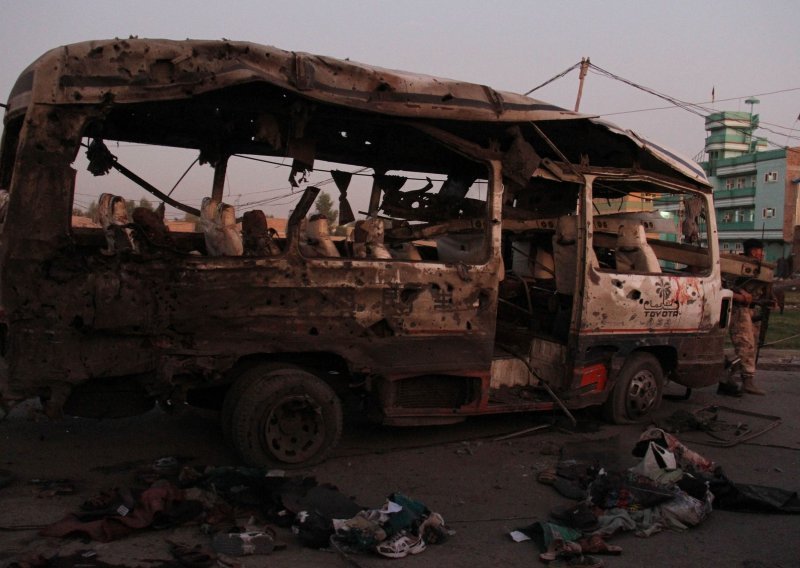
left=0, top=39, right=730, bottom=467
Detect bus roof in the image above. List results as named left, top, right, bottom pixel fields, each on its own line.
left=4, top=38, right=709, bottom=188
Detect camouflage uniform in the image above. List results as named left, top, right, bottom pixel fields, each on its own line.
left=727, top=276, right=768, bottom=393
left=729, top=304, right=760, bottom=378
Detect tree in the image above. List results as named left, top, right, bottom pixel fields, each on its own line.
left=314, top=191, right=338, bottom=227
left=87, top=200, right=99, bottom=221
left=125, top=197, right=155, bottom=218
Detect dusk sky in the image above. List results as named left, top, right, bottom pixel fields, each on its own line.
left=2, top=0, right=798, bottom=217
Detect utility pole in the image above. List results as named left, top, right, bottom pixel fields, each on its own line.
left=574, top=57, right=590, bottom=112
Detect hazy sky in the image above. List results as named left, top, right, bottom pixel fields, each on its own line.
left=1, top=1, right=798, bottom=216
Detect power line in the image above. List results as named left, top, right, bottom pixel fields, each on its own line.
left=584, top=63, right=800, bottom=152
left=587, top=64, right=708, bottom=119
left=599, top=86, right=800, bottom=118
left=524, top=61, right=582, bottom=96
left=527, top=60, right=800, bottom=151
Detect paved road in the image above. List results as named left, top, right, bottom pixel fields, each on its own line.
left=1, top=366, right=798, bottom=567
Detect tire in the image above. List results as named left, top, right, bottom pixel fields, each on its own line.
left=230, top=368, right=343, bottom=468
left=603, top=352, right=664, bottom=424
left=220, top=362, right=298, bottom=445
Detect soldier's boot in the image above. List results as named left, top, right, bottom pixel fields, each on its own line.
left=717, top=380, right=743, bottom=397
left=742, top=374, right=766, bottom=395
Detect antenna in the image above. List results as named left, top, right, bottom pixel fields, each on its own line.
left=744, top=97, right=760, bottom=151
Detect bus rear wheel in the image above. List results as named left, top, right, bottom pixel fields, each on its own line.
left=230, top=368, right=343, bottom=468
left=603, top=352, right=663, bottom=424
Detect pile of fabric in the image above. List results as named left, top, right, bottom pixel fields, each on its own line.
left=523, top=426, right=799, bottom=566
left=35, top=461, right=452, bottom=563
left=295, top=491, right=451, bottom=559
left=519, top=428, right=716, bottom=566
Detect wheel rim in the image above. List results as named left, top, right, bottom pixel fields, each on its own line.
left=625, top=368, right=659, bottom=419
left=260, top=394, right=325, bottom=464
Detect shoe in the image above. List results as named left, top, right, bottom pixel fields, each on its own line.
left=742, top=376, right=766, bottom=395
left=418, top=512, right=449, bottom=544
left=374, top=532, right=426, bottom=558
left=539, top=538, right=582, bottom=562
left=717, top=381, right=743, bottom=397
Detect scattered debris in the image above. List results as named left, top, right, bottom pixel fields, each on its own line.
left=661, top=406, right=782, bottom=447
left=325, top=493, right=452, bottom=559
left=8, top=461, right=452, bottom=566
left=518, top=425, right=800, bottom=561
left=494, top=423, right=551, bottom=442
left=29, top=478, right=76, bottom=498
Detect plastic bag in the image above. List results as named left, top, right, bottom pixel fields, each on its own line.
left=632, top=441, right=677, bottom=477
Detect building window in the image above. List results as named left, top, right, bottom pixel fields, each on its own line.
left=725, top=178, right=735, bottom=190
left=736, top=177, right=746, bottom=188
left=763, top=207, right=776, bottom=218
left=719, top=208, right=756, bottom=224
left=750, top=175, right=757, bottom=187
left=764, top=171, right=778, bottom=183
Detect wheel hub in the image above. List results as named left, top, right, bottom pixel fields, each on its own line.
left=263, top=395, right=324, bottom=463
left=625, top=369, right=659, bottom=419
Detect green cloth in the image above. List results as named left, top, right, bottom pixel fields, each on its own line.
left=522, top=521, right=583, bottom=552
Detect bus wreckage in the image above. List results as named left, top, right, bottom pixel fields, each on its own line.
left=0, top=39, right=735, bottom=467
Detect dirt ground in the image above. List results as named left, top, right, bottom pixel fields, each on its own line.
left=1, top=365, right=799, bottom=568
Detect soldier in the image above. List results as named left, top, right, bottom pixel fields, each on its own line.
left=720, top=238, right=773, bottom=396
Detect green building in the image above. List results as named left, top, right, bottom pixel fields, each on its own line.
left=699, top=106, right=800, bottom=269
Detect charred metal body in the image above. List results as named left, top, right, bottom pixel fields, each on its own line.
left=1, top=39, right=730, bottom=466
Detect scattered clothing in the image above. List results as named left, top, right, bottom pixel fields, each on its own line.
left=40, top=482, right=192, bottom=542
left=323, top=492, right=451, bottom=559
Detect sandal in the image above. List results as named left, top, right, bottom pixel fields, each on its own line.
left=577, top=535, right=622, bottom=555
left=537, top=468, right=558, bottom=485
left=539, top=538, right=582, bottom=562
left=374, top=532, right=426, bottom=558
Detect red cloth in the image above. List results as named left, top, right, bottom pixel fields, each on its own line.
left=40, top=483, right=185, bottom=542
